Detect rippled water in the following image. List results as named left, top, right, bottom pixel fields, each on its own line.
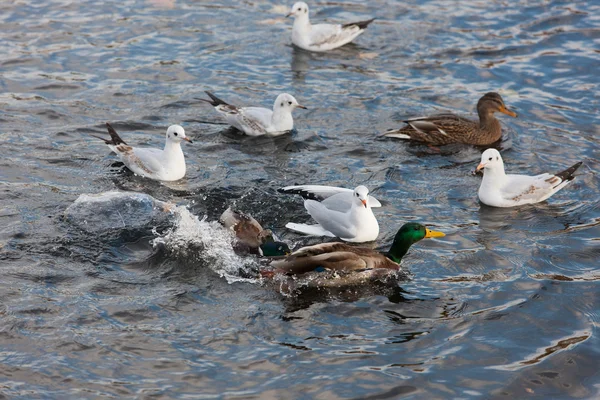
left=1, top=0, right=599, bottom=398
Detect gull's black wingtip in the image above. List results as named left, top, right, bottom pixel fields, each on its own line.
left=90, top=134, right=111, bottom=144
left=201, top=91, right=229, bottom=107
left=102, top=122, right=128, bottom=146
left=555, top=161, right=583, bottom=182
left=343, top=18, right=375, bottom=30
left=278, top=186, right=322, bottom=201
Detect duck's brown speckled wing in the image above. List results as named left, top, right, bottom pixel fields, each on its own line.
left=392, top=113, right=482, bottom=145
left=219, top=208, right=263, bottom=249
left=270, top=242, right=398, bottom=275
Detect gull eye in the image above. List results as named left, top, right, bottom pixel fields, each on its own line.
left=288, top=101, right=292, bottom=105
left=488, top=157, right=492, bottom=161
left=297, top=7, right=301, bottom=11
left=496, top=156, right=499, bottom=161
left=355, top=193, right=359, bottom=197
left=281, top=102, right=284, bottom=106
left=174, top=132, right=178, bottom=136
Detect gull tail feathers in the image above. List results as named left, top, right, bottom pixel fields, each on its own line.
left=285, top=223, right=336, bottom=238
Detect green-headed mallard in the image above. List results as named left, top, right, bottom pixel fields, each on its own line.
left=264, top=223, right=444, bottom=279
left=383, top=92, right=517, bottom=146
left=219, top=207, right=290, bottom=257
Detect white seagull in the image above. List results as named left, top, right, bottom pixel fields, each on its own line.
left=286, top=2, right=375, bottom=52
left=279, top=185, right=381, bottom=243
left=476, top=148, right=583, bottom=207
left=92, top=123, right=191, bottom=181
left=199, top=91, right=306, bottom=137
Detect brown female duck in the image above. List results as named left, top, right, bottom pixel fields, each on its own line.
left=383, top=92, right=517, bottom=146
left=220, top=207, right=290, bottom=257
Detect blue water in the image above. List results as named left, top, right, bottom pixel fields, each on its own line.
left=1, top=0, right=599, bottom=398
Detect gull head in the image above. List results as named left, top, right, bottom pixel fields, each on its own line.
left=286, top=2, right=309, bottom=18
left=353, top=185, right=370, bottom=208
left=166, top=125, right=192, bottom=144
left=476, top=148, right=503, bottom=172
left=274, top=93, right=307, bottom=112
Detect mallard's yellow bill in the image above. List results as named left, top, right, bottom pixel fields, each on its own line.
left=425, top=228, right=445, bottom=238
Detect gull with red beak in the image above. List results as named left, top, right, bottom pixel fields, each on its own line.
left=476, top=148, right=583, bottom=207
left=279, top=184, right=380, bottom=243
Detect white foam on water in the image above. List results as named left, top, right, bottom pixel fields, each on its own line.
left=151, top=205, right=260, bottom=284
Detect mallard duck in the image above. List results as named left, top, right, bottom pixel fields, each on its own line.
left=219, top=207, right=290, bottom=256
left=383, top=92, right=517, bottom=146
left=265, top=223, right=444, bottom=278
left=91, top=123, right=192, bottom=181
left=476, top=148, right=583, bottom=207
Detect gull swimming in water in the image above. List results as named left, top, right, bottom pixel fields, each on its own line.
left=279, top=185, right=381, bottom=243
left=286, top=1, right=375, bottom=52
left=476, top=148, right=582, bottom=207
left=199, top=91, right=306, bottom=137
left=92, top=123, right=191, bottom=181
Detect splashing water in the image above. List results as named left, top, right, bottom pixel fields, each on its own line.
left=151, top=205, right=260, bottom=284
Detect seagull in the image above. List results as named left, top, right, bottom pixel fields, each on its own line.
left=199, top=91, right=306, bottom=137
left=279, top=185, right=381, bottom=243
left=286, top=1, right=375, bottom=52
left=92, top=123, right=191, bottom=181
left=476, top=148, right=583, bottom=207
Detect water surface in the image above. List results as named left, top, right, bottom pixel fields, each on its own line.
left=1, top=0, right=599, bottom=398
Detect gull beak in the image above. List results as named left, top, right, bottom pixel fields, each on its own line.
left=499, top=104, right=517, bottom=118
left=285, top=12, right=293, bottom=18
left=425, top=228, right=445, bottom=239
left=361, top=199, right=368, bottom=208
left=296, top=104, right=307, bottom=109
left=183, top=137, right=193, bottom=143
left=476, top=162, right=486, bottom=172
